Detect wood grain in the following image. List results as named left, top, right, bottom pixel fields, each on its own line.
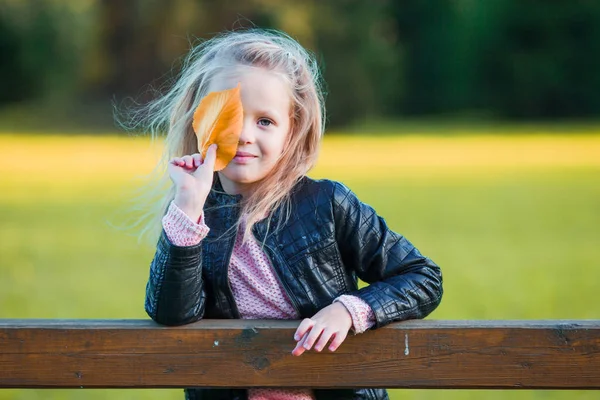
left=0, top=319, right=598, bottom=389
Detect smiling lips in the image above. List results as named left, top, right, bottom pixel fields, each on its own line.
left=232, top=151, right=257, bottom=163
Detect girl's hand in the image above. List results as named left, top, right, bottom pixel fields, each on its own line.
left=168, top=144, right=217, bottom=222
left=292, top=302, right=352, bottom=356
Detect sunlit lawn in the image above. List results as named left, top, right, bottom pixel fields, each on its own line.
left=1, top=128, right=599, bottom=400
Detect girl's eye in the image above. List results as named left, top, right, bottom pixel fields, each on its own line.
left=258, top=118, right=273, bottom=127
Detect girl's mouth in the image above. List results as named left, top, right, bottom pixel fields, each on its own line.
left=233, top=151, right=257, bottom=163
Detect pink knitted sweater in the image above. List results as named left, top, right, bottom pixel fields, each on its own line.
left=162, top=201, right=376, bottom=400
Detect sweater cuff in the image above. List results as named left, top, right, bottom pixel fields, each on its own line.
left=334, top=294, right=376, bottom=334
left=162, top=201, right=209, bottom=246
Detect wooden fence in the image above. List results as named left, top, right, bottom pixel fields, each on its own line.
left=1, top=319, right=599, bottom=389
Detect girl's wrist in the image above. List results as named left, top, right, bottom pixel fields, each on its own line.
left=173, top=192, right=204, bottom=222
left=332, top=302, right=352, bottom=324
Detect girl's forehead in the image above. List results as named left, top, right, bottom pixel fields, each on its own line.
left=207, top=66, right=293, bottom=117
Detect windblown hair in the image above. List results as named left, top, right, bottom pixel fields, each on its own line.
left=128, top=29, right=325, bottom=243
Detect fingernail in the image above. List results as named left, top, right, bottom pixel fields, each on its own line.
left=303, top=343, right=310, bottom=349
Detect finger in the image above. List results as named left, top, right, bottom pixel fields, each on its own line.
left=292, top=331, right=313, bottom=356
left=291, top=318, right=317, bottom=356
left=201, top=144, right=218, bottom=172
left=294, top=318, right=315, bottom=342
left=192, top=153, right=202, bottom=168
left=313, top=329, right=335, bottom=352
left=182, top=155, right=194, bottom=169
left=302, top=325, right=324, bottom=351
left=328, top=330, right=349, bottom=352
left=170, top=157, right=185, bottom=167
left=292, top=334, right=308, bottom=356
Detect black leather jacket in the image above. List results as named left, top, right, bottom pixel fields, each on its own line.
left=145, top=176, right=443, bottom=400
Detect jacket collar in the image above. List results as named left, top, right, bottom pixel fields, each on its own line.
left=207, top=173, right=243, bottom=207
left=205, top=174, right=308, bottom=235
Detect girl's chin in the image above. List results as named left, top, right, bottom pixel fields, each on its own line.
left=219, top=170, right=262, bottom=185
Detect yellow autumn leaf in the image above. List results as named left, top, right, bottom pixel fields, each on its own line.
left=192, top=84, right=244, bottom=171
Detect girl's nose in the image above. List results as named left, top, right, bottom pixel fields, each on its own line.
left=238, top=121, right=255, bottom=144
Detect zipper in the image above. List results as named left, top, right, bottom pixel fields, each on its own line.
left=222, top=218, right=242, bottom=319
left=254, top=210, right=303, bottom=315
left=260, top=236, right=302, bottom=316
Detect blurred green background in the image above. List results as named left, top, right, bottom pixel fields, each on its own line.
left=1, top=0, right=599, bottom=399
left=2, top=0, right=600, bottom=129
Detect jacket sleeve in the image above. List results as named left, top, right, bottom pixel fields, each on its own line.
left=332, top=181, right=443, bottom=328
left=144, top=230, right=206, bottom=326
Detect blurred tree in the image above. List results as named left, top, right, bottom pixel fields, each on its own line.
left=480, top=0, right=600, bottom=118
left=2, top=0, right=600, bottom=130
left=312, top=0, right=400, bottom=125
left=389, top=0, right=460, bottom=115
left=93, top=0, right=277, bottom=102
left=97, top=0, right=170, bottom=99
left=0, top=2, right=78, bottom=104
left=0, top=14, right=30, bottom=103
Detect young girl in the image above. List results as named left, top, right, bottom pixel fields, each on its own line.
left=143, top=29, right=443, bottom=400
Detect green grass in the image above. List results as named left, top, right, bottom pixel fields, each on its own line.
left=1, top=131, right=599, bottom=399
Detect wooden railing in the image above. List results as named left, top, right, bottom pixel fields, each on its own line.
left=1, top=319, right=599, bottom=389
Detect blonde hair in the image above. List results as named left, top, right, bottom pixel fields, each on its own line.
left=129, top=29, right=325, bottom=243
